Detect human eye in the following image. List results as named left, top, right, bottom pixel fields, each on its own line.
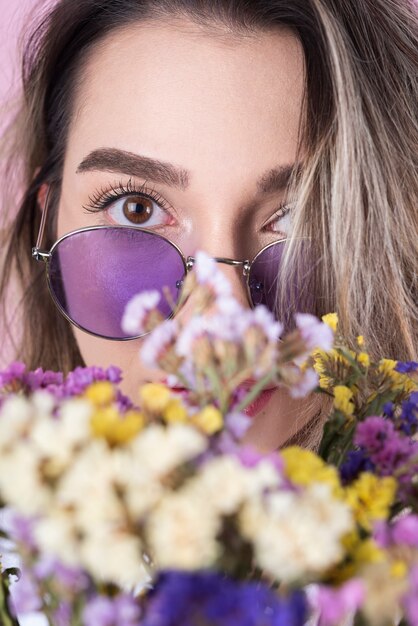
left=82, top=179, right=176, bottom=228
left=264, top=201, right=295, bottom=235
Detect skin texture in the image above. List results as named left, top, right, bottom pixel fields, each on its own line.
left=56, top=18, right=311, bottom=450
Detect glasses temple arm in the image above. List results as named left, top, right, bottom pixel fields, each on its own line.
left=34, top=186, right=52, bottom=252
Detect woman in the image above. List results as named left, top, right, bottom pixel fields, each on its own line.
left=1, top=0, right=417, bottom=451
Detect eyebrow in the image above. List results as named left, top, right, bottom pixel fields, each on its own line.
left=76, top=147, right=299, bottom=195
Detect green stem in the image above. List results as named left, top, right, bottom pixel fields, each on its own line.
left=0, top=573, right=20, bottom=626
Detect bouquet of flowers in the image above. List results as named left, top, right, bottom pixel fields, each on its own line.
left=0, top=252, right=417, bottom=626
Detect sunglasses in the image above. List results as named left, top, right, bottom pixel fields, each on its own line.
left=32, top=193, right=310, bottom=341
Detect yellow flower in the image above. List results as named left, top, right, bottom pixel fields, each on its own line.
left=345, top=473, right=397, bottom=531
left=281, top=447, right=342, bottom=496
left=391, top=560, right=408, bottom=579
left=139, top=383, right=172, bottom=413
left=330, top=532, right=385, bottom=582
left=333, top=385, right=355, bottom=416
left=90, top=406, right=144, bottom=445
left=192, top=406, right=223, bottom=435
left=313, top=348, right=350, bottom=390
left=163, top=398, right=188, bottom=424
left=357, top=352, right=370, bottom=368
left=357, top=335, right=365, bottom=347
left=84, top=381, right=115, bottom=406
left=322, top=312, right=338, bottom=332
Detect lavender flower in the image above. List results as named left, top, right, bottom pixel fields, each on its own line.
left=122, top=290, right=161, bottom=336
left=295, top=313, right=334, bottom=352
left=9, top=568, right=42, bottom=617
left=83, top=594, right=141, bottom=626
left=141, top=570, right=307, bottom=626
left=140, top=319, right=178, bottom=369
left=289, top=369, right=319, bottom=399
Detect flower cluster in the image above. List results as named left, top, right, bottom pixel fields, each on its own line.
left=0, top=252, right=417, bottom=626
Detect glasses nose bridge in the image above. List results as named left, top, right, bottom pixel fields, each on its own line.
left=186, top=255, right=251, bottom=277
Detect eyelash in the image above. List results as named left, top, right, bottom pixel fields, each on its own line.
left=83, top=179, right=172, bottom=214
left=83, top=179, right=292, bottom=229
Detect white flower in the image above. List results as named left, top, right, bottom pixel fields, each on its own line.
left=121, top=290, right=161, bottom=336
left=58, top=441, right=124, bottom=532
left=193, top=251, right=231, bottom=297
left=59, top=398, right=92, bottom=446
left=111, top=448, right=164, bottom=519
left=131, top=423, right=207, bottom=479
left=81, top=528, right=150, bottom=587
left=34, top=509, right=80, bottom=566
left=0, top=446, right=51, bottom=516
left=0, top=395, right=33, bottom=449
left=147, top=491, right=220, bottom=569
left=240, top=482, right=353, bottom=582
left=191, top=456, right=253, bottom=515
left=191, top=455, right=282, bottom=516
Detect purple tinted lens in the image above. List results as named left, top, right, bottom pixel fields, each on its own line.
left=48, top=228, right=186, bottom=339
left=249, top=240, right=315, bottom=328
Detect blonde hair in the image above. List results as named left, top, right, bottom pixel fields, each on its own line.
left=1, top=0, right=417, bottom=379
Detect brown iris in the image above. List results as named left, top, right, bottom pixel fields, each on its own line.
left=123, top=195, right=153, bottom=224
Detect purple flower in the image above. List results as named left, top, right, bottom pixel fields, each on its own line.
left=83, top=594, right=141, bottom=626
left=355, top=416, right=418, bottom=478
left=340, top=449, right=375, bottom=484
left=54, top=365, right=122, bottom=398
left=141, top=570, right=307, bottom=626
left=0, top=362, right=63, bottom=395
left=0, top=362, right=27, bottom=389
left=395, top=361, right=418, bottom=374
left=385, top=392, right=418, bottom=437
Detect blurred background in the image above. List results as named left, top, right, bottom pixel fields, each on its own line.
left=0, top=0, right=36, bottom=106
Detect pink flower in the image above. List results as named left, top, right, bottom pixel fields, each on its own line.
left=312, top=580, right=365, bottom=626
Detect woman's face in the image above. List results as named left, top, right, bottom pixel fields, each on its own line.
left=57, top=18, right=309, bottom=450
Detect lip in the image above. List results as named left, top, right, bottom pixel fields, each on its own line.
left=162, top=378, right=277, bottom=418
left=242, top=388, right=276, bottom=418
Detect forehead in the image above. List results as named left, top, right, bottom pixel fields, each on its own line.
left=66, top=19, right=305, bottom=189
